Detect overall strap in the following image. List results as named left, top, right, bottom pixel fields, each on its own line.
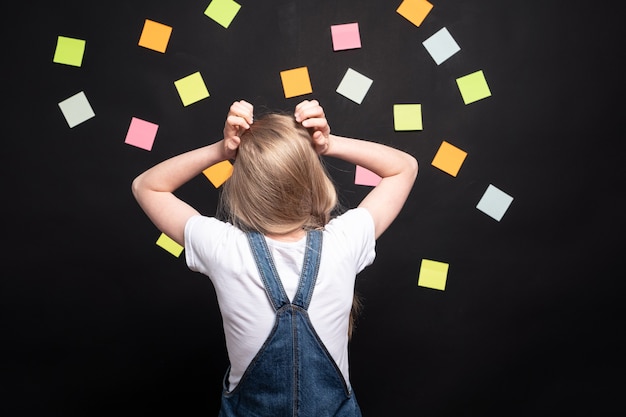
left=291, top=229, right=322, bottom=310
left=246, top=231, right=289, bottom=311
left=246, top=230, right=323, bottom=312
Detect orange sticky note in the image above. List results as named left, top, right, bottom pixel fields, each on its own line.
left=138, top=19, right=172, bottom=53
left=280, top=67, right=313, bottom=98
left=431, top=141, right=467, bottom=177
left=396, top=0, right=433, bottom=27
left=203, top=160, right=233, bottom=188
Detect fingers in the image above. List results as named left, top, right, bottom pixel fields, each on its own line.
left=228, top=100, right=254, bottom=127
left=294, top=99, right=322, bottom=122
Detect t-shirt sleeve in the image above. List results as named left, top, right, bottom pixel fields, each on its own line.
left=325, top=207, right=376, bottom=274
left=184, top=215, right=233, bottom=276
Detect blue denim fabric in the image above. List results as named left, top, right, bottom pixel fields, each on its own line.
left=218, top=230, right=362, bottom=417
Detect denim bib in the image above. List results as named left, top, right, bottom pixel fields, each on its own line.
left=218, top=230, right=362, bottom=417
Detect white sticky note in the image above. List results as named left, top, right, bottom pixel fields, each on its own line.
left=422, top=27, right=460, bottom=65
left=336, top=68, right=373, bottom=104
left=476, top=184, right=514, bottom=221
left=58, top=91, right=95, bottom=128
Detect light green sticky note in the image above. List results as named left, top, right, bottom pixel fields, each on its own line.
left=204, top=0, right=241, bottom=28
left=418, top=259, right=449, bottom=291
left=456, top=70, right=491, bottom=104
left=174, top=71, right=210, bottom=106
left=393, top=104, right=423, bottom=131
left=53, top=36, right=86, bottom=67
left=156, top=233, right=184, bottom=257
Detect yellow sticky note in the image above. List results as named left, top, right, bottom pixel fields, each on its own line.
left=156, top=233, right=184, bottom=257
left=204, top=0, right=241, bottom=28
left=280, top=67, right=313, bottom=98
left=53, top=36, right=86, bottom=67
left=456, top=70, right=492, bottom=104
left=431, top=140, right=467, bottom=177
left=203, top=160, right=233, bottom=188
left=418, top=259, right=449, bottom=291
left=393, top=104, right=422, bottom=131
left=396, top=0, right=433, bottom=27
left=138, top=19, right=173, bottom=53
left=174, top=71, right=210, bottom=106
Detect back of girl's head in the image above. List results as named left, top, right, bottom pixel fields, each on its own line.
left=219, top=113, right=337, bottom=235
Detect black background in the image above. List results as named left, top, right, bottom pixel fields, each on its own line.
left=3, top=0, right=624, bottom=415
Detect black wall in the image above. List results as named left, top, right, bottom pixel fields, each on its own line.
left=3, top=1, right=623, bottom=415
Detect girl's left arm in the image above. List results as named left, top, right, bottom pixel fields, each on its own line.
left=131, top=100, right=253, bottom=246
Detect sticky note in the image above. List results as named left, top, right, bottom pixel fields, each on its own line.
left=138, top=19, right=172, bottom=53
left=476, top=184, right=513, bottom=221
left=396, top=0, right=433, bottom=27
left=431, top=141, right=467, bottom=177
left=204, top=0, right=241, bottom=28
left=354, top=165, right=381, bottom=187
left=156, top=233, right=184, bottom=257
left=393, top=104, right=422, bottom=131
left=174, top=71, right=210, bottom=106
left=456, top=70, right=492, bottom=104
left=58, top=91, right=95, bottom=128
left=336, top=68, right=373, bottom=104
left=418, top=259, right=449, bottom=291
left=53, top=36, right=86, bottom=67
left=422, top=27, right=460, bottom=65
left=330, top=22, right=361, bottom=51
left=203, top=160, right=233, bottom=188
left=280, top=67, right=313, bottom=98
left=124, top=117, right=159, bottom=151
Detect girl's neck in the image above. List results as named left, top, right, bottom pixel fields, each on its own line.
left=265, top=227, right=306, bottom=242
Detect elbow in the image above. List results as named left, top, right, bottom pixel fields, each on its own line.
left=131, top=174, right=143, bottom=200
left=408, top=154, right=419, bottom=180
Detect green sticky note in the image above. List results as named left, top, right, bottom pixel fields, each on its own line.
left=418, top=259, right=449, bottom=291
left=53, top=36, right=86, bottom=67
left=456, top=70, right=491, bottom=104
left=156, top=233, right=183, bottom=257
left=393, top=104, right=423, bottom=131
left=174, top=71, right=210, bottom=106
left=204, top=0, right=241, bottom=28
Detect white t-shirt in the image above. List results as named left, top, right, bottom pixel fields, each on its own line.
left=184, top=207, right=376, bottom=391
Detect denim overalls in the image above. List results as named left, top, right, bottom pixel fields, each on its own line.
left=218, top=230, right=362, bottom=417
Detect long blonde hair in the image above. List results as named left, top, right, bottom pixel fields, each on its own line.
left=219, top=113, right=337, bottom=234
left=218, top=112, right=362, bottom=339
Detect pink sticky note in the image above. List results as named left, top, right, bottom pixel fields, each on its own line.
left=124, top=117, right=159, bottom=151
left=355, top=165, right=381, bottom=186
left=331, top=23, right=361, bottom=51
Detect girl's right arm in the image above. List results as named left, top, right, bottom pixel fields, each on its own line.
left=295, top=100, right=418, bottom=240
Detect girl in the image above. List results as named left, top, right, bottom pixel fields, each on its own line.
left=132, top=99, right=418, bottom=416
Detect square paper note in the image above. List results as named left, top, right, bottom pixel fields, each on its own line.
left=336, top=68, right=373, bottom=104
left=280, top=67, right=313, bottom=98
left=124, top=117, right=159, bottom=151
left=418, top=259, right=449, bottom=291
left=58, top=91, right=95, bottom=128
left=393, top=104, right=422, bottom=131
left=422, top=27, right=460, bottom=65
left=431, top=141, right=467, bottom=177
left=204, top=0, right=241, bottom=28
left=174, top=71, right=210, bottom=106
left=53, top=36, right=86, bottom=67
left=396, top=0, right=433, bottom=27
left=354, top=165, right=381, bottom=187
left=456, top=70, right=492, bottom=104
left=476, top=184, right=513, bottom=221
left=156, top=233, right=183, bottom=257
left=138, top=19, right=173, bottom=53
left=203, top=160, right=233, bottom=188
left=331, top=23, right=361, bottom=51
